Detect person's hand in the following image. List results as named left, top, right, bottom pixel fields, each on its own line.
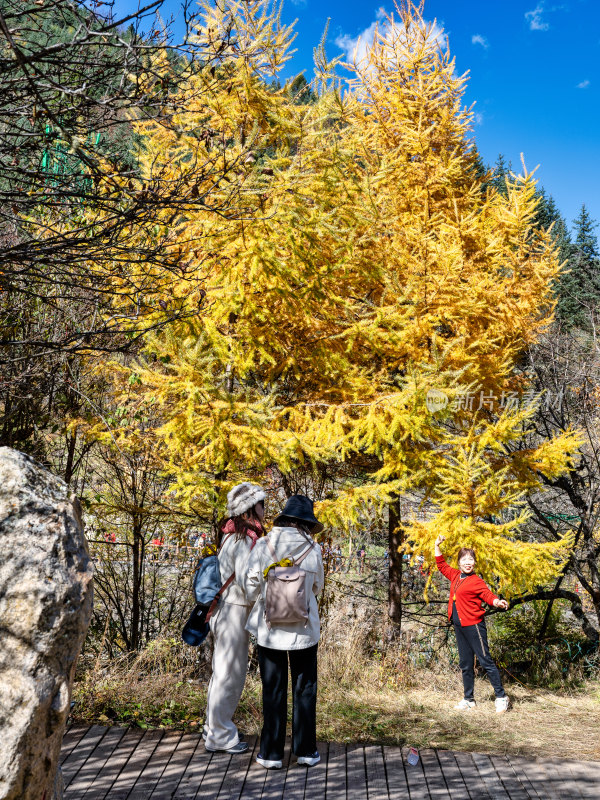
left=434, top=535, right=446, bottom=547
left=493, top=598, right=509, bottom=610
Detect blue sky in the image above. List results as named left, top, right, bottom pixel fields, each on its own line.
left=122, top=0, right=599, bottom=232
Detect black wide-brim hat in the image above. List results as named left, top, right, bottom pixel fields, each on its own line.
left=273, top=494, right=324, bottom=534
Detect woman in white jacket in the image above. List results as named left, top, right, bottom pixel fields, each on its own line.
left=203, top=482, right=266, bottom=754
left=244, top=495, right=324, bottom=770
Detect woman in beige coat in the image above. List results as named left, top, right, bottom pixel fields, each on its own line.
left=203, top=482, right=266, bottom=754
left=244, top=495, right=324, bottom=770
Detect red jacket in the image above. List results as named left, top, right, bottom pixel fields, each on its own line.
left=436, top=555, right=499, bottom=626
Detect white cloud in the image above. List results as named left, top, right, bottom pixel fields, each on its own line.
left=474, top=112, right=484, bottom=126
left=525, top=5, right=550, bottom=31
left=335, top=7, right=447, bottom=66
left=335, top=8, right=385, bottom=65
left=289, top=0, right=307, bottom=7
left=577, top=79, right=590, bottom=89
left=471, top=34, right=489, bottom=49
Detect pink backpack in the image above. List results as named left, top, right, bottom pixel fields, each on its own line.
left=264, top=536, right=314, bottom=628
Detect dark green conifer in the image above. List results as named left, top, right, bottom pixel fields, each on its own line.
left=555, top=205, right=600, bottom=327
left=535, top=191, right=572, bottom=276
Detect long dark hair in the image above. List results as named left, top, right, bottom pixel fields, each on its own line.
left=216, top=501, right=265, bottom=547
left=275, top=515, right=315, bottom=538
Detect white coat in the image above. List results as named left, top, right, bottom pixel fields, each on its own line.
left=217, top=529, right=255, bottom=606
left=243, top=526, right=324, bottom=650
left=204, top=529, right=255, bottom=750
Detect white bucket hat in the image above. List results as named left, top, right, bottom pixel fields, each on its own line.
left=227, top=482, right=266, bottom=517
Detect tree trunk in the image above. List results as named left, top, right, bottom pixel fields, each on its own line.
left=131, top=526, right=143, bottom=651
left=63, top=429, right=77, bottom=485
left=387, top=495, right=403, bottom=639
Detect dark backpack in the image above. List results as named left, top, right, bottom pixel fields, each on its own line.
left=193, top=549, right=222, bottom=605
left=182, top=532, right=254, bottom=646
left=181, top=575, right=236, bottom=646
left=182, top=540, right=235, bottom=647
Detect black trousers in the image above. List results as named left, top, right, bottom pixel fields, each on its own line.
left=453, top=612, right=505, bottom=701
left=257, top=643, right=318, bottom=761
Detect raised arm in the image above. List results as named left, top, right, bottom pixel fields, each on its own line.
left=434, top=534, right=460, bottom=581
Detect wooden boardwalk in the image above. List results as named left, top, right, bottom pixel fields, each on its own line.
left=60, top=724, right=600, bottom=799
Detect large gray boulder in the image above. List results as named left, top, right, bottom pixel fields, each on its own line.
left=0, top=448, right=93, bottom=800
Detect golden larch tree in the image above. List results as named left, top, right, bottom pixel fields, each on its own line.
left=295, top=3, right=579, bottom=628
left=89, top=1, right=579, bottom=632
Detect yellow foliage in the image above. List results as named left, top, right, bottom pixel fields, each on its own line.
left=84, top=0, right=581, bottom=595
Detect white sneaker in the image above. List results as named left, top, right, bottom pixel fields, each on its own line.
left=454, top=699, right=476, bottom=711
left=256, top=755, right=283, bottom=769
left=297, top=752, right=320, bottom=767
left=495, top=696, right=510, bottom=713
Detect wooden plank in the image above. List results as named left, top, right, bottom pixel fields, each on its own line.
left=304, top=741, right=328, bottom=800
left=172, top=738, right=213, bottom=800
left=559, top=759, right=600, bottom=800
left=382, top=746, right=410, bottom=799
left=435, top=750, right=471, bottom=799
left=325, top=742, right=347, bottom=800
left=236, top=746, right=268, bottom=800
left=127, top=730, right=183, bottom=799
left=78, top=728, right=145, bottom=800
left=59, top=726, right=600, bottom=800
left=345, top=744, right=367, bottom=799
left=261, top=746, right=292, bottom=800
left=471, top=752, right=511, bottom=800
left=508, top=755, right=547, bottom=800
left=364, top=744, right=388, bottom=800
left=452, top=752, right=492, bottom=800
left=562, top=758, right=600, bottom=800
left=401, top=746, right=430, bottom=800
left=489, top=755, right=531, bottom=800
left=60, top=724, right=91, bottom=765
left=64, top=727, right=126, bottom=797
left=518, top=757, right=563, bottom=800
left=195, top=749, right=231, bottom=797
left=215, top=736, right=258, bottom=800
left=537, top=757, right=586, bottom=800
left=102, top=729, right=163, bottom=800
left=420, top=749, right=451, bottom=799
left=148, top=732, right=200, bottom=799
left=62, top=725, right=108, bottom=788
left=281, top=762, right=311, bottom=799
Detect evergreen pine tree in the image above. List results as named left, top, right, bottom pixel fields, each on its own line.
left=533, top=192, right=573, bottom=317
left=487, top=153, right=512, bottom=197
left=556, top=205, right=600, bottom=327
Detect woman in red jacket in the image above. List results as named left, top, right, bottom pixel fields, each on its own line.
left=435, top=535, right=510, bottom=712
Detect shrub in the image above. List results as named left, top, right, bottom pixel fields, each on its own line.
left=487, top=600, right=599, bottom=689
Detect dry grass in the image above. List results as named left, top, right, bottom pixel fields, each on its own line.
left=74, top=636, right=211, bottom=729
left=315, top=675, right=600, bottom=761
left=308, top=601, right=600, bottom=760
left=73, top=601, right=600, bottom=761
